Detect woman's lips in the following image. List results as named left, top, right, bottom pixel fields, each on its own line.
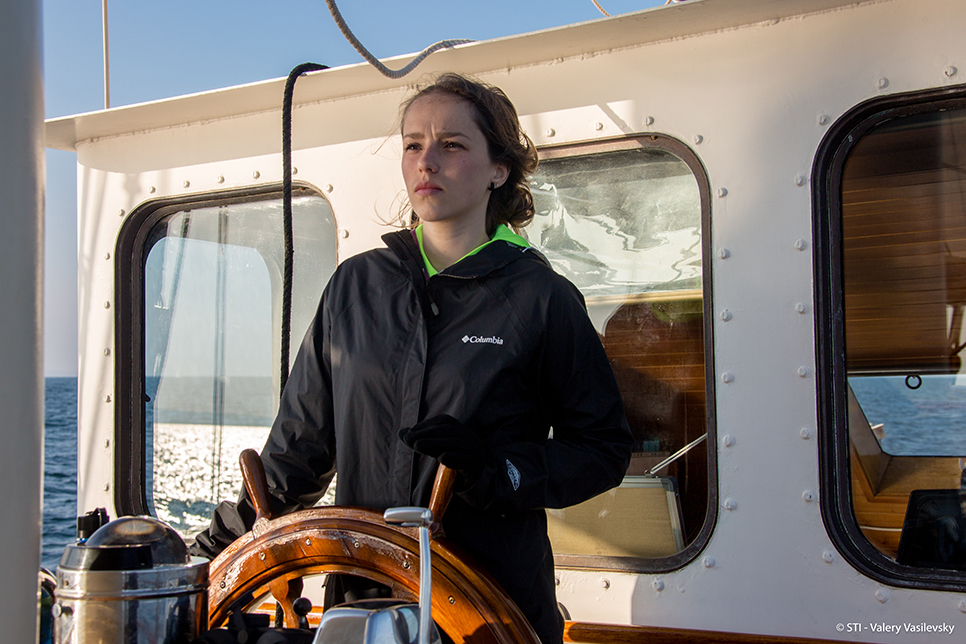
left=415, top=182, right=442, bottom=196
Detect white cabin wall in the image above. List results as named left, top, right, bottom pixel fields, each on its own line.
left=493, top=0, right=966, bottom=639
left=68, top=0, right=966, bottom=640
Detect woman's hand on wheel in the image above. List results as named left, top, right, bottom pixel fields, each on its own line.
left=399, top=415, right=487, bottom=482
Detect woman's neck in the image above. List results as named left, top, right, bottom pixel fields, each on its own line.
left=420, top=219, right=490, bottom=273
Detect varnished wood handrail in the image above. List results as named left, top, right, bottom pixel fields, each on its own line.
left=563, top=622, right=854, bottom=644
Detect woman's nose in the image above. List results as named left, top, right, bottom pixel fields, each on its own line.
left=418, top=145, right=439, bottom=173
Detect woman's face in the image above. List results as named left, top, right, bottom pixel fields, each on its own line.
left=402, top=94, right=508, bottom=231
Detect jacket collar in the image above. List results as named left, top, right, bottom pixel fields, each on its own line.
left=381, top=228, right=548, bottom=280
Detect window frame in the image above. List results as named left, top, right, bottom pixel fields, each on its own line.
left=814, top=84, right=966, bottom=592
left=113, top=183, right=330, bottom=518
left=538, top=133, right=718, bottom=573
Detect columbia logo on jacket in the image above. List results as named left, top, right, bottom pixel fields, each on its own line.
left=461, top=335, right=504, bottom=345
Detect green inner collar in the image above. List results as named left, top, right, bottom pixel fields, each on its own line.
left=415, top=224, right=529, bottom=277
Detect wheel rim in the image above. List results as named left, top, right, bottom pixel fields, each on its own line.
left=207, top=506, right=541, bottom=644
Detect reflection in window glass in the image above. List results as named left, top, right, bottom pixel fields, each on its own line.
left=530, top=148, right=701, bottom=299
left=143, top=194, right=337, bottom=535
left=529, top=144, right=710, bottom=563
left=842, top=109, right=966, bottom=570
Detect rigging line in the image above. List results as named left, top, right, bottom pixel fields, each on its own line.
left=324, top=0, right=473, bottom=79
left=280, top=62, right=328, bottom=399
left=591, top=0, right=610, bottom=17
left=280, top=0, right=471, bottom=393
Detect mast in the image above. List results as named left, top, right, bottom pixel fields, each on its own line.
left=0, top=0, right=45, bottom=641
left=102, top=0, right=111, bottom=109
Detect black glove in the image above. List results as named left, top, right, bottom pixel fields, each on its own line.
left=398, top=415, right=488, bottom=482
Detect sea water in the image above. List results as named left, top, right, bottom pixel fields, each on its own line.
left=42, top=377, right=77, bottom=570
left=849, top=375, right=966, bottom=456
left=41, top=376, right=335, bottom=569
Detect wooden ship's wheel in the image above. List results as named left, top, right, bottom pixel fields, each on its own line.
left=207, top=450, right=541, bottom=644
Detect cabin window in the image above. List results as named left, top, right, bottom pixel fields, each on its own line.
left=818, top=91, right=966, bottom=590
left=116, top=186, right=337, bottom=535
left=531, top=136, right=715, bottom=571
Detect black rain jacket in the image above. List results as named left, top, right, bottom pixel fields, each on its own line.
left=191, top=229, right=633, bottom=643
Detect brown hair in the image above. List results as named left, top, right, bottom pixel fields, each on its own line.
left=401, top=73, right=539, bottom=234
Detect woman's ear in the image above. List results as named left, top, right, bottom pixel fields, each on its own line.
left=491, top=163, right=510, bottom=190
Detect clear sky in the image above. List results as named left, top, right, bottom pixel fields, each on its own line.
left=42, top=0, right=667, bottom=376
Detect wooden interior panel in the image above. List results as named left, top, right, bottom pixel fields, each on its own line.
left=850, top=444, right=962, bottom=559
left=842, top=113, right=966, bottom=375
left=598, top=297, right=708, bottom=545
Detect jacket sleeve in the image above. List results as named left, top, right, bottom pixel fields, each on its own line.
left=189, top=292, right=337, bottom=559
left=457, top=277, right=633, bottom=514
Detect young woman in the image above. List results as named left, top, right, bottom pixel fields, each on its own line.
left=192, top=73, right=632, bottom=644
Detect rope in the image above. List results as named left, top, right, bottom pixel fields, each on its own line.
left=280, top=62, right=328, bottom=398
left=591, top=0, right=610, bottom=17
left=279, top=0, right=470, bottom=396
left=324, top=0, right=472, bottom=79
